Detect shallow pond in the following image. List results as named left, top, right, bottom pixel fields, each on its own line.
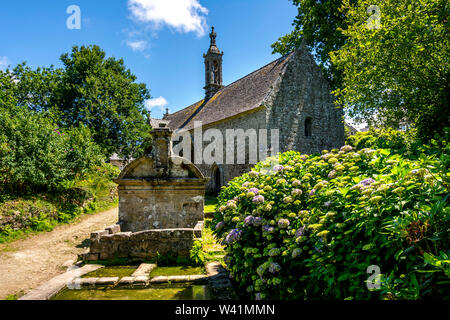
left=150, top=266, right=205, bottom=277
left=51, top=284, right=211, bottom=300
left=81, top=266, right=137, bottom=278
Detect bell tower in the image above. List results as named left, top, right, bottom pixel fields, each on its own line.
left=203, top=26, right=223, bottom=100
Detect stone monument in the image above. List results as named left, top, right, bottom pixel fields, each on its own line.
left=82, top=121, right=209, bottom=261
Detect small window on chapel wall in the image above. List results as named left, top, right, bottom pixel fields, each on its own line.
left=305, top=118, right=312, bottom=137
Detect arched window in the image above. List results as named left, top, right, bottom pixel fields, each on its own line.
left=305, top=118, right=312, bottom=137
left=213, top=60, right=219, bottom=84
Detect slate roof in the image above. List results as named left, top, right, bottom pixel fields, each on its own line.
left=164, top=52, right=295, bottom=131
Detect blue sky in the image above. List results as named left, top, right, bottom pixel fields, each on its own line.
left=0, top=0, right=298, bottom=119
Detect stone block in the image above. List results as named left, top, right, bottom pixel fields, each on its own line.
left=168, top=275, right=190, bottom=282
left=131, top=230, right=158, bottom=241
left=118, top=277, right=136, bottom=285
left=194, top=221, right=204, bottom=238
left=96, top=277, right=119, bottom=285
left=206, top=262, right=223, bottom=276
left=134, top=276, right=149, bottom=284
left=189, top=275, right=208, bottom=281
left=106, top=224, right=121, bottom=234
left=90, top=230, right=109, bottom=240
left=81, top=253, right=99, bottom=261
left=150, top=276, right=169, bottom=283
left=132, top=263, right=157, bottom=277
left=110, top=232, right=132, bottom=241
left=79, top=278, right=98, bottom=286
left=88, top=240, right=102, bottom=254
left=99, top=252, right=114, bottom=260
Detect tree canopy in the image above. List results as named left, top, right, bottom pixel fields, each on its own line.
left=272, top=0, right=354, bottom=89
left=1, top=45, right=152, bottom=159
left=0, top=104, right=102, bottom=194
left=274, top=0, right=449, bottom=139
left=330, top=0, right=449, bottom=138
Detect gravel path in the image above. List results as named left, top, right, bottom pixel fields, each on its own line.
left=0, top=207, right=118, bottom=299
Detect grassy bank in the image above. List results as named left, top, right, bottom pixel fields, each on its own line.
left=0, top=195, right=118, bottom=244
left=0, top=165, right=120, bottom=244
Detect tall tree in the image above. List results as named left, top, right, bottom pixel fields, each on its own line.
left=6, top=63, right=63, bottom=112
left=330, top=0, right=449, bottom=139
left=53, top=45, right=151, bottom=158
left=272, top=0, right=355, bottom=89
left=1, top=45, right=152, bottom=158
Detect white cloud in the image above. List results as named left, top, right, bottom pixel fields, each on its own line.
left=128, top=0, right=209, bottom=36
left=126, top=40, right=148, bottom=51
left=145, top=96, right=168, bottom=110
left=345, top=117, right=368, bottom=131
left=0, top=56, right=10, bottom=70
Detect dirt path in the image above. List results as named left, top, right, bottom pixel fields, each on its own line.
left=0, top=207, right=118, bottom=299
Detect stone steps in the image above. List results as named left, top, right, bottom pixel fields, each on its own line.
left=33, top=261, right=237, bottom=300
left=69, top=262, right=229, bottom=288
left=131, top=263, right=156, bottom=277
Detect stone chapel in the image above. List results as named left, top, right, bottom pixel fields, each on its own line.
left=158, top=27, right=345, bottom=194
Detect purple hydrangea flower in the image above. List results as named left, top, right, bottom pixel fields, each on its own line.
left=274, top=165, right=284, bottom=172
left=350, top=183, right=362, bottom=191
left=263, top=225, right=274, bottom=233
left=253, top=217, right=263, bottom=226
left=309, top=189, right=316, bottom=196
left=225, top=229, right=242, bottom=244
left=248, top=188, right=259, bottom=195
left=249, top=171, right=259, bottom=178
left=226, top=200, right=237, bottom=209
left=252, top=195, right=265, bottom=203
left=324, top=201, right=331, bottom=207
left=295, top=227, right=305, bottom=238
left=215, top=221, right=225, bottom=230
left=268, top=262, right=281, bottom=273
left=278, top=219, right=290, bottom=228
left=360, top=178, right=376, bottom=186
left=340, top=145, right=353, bottom=152
left=268, top=248, right=281, bottom=257
left=223, top=255, right=231, bottom=265
left=328, top=170, right=337, bottom=179
left=244, top=215, right=256, bottom=226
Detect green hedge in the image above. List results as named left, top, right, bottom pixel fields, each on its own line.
left=346, top=127, right=449, bottom=159
left=213, top=142, right=449, bottom=299
left=0, top=162, right=120, bottom=243
left=0, top=105, right=103, bottom=195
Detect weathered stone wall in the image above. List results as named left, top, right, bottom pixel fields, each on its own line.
left=87, top=228, right=198, bottom=260
left=265, top=48, right=345, bottom=154
left=82, top=126, right=208, bottom=262
left=188, top=109, right=268, bottom=193
left=115, top=152, right=207, bottom=232
left=118, top=187, right=205, bottom=232
left=178, top=47, right=345, bottom=193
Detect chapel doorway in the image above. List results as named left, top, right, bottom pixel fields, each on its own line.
left=212, top=166, right=221, bottom=195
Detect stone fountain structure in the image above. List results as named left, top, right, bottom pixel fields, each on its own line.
left=82, top=122, right=209, bottom=261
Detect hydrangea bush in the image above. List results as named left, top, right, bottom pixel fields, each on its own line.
left=213, top=144, right=449, bottom=300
